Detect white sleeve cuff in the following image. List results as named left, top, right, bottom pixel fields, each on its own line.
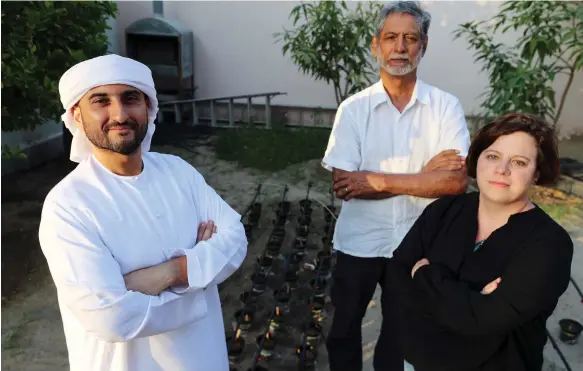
left=321, top=157, right=359, bottom=172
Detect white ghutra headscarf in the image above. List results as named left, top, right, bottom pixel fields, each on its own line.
left=58, top=54, right=159, bottom=163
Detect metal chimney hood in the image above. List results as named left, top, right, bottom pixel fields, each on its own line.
left=153, top=0, right=163, bottom=16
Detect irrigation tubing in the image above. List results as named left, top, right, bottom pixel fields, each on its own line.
left=546, top=329, right=573, bottom=371
left=310, top=197, right=338, bottom=221
left=569, top=277, right=583, bottom=303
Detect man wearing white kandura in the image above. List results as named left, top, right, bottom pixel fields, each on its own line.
left=322, top=1, right=471, bottom=371
left=38, top=54, right=247, bottom=371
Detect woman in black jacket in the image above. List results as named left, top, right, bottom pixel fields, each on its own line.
left=385, top=113, right=574, bottom=371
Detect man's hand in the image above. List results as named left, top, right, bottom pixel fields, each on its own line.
left=411, top=258, right=430, bottom=278
left=481, top=277, right=502, bottom=295
left=124, top=260, right=180, bottom=296
left=197, top=221, right=217, bottom=243
left=333, top=170, right=386, bottom=201
left=422, top=149, right=465, bottom=172
left=124, top=221, right=217, bottom=295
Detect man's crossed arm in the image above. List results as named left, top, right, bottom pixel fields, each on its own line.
left=332, top=149, right=468, bottom=201
left=123, top=221, right=218, bottom=296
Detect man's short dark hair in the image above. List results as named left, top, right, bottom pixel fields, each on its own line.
left=466, top=113, right=560, bottom=185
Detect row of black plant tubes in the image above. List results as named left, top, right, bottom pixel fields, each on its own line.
left=295, top=185, right=338, bottom=370
left=296, top=246, right=327, bottom=370
left=226, top=183, right=337, bottom=371
left=240, top=184, right=264, bottom=222
left=226, top=184, right=290, bottom=370
left=225, top=184, right=269, bottom=370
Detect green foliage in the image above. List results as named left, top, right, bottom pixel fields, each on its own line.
left=212, top=127, right=330, bottom=172
left=1, top=1, right=118, bottom=132
left=274, top=1, right=383, bottom=106
left=453, top=1, right=583, bottom=127
left=1, top=144, right=27, bottom=160
left=539, top=203, right=581, bottom=224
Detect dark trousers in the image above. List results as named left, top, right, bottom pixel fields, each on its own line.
left=326, top=251, right=404, bottom=371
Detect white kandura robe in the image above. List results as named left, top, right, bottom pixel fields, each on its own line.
left=38, top=152, right=248, bottom=371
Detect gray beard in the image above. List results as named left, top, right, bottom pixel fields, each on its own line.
left=377, top=47, right=423, bottom=76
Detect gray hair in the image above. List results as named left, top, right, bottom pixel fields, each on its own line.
left=375, top=1, right=432, bottom=40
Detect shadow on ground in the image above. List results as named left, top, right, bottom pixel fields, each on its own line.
left=1, top=156, right=76, bottom=303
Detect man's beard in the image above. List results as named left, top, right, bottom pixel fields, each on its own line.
left=83, top=114, right=148, bottom=155
left=376, top=47, right=423, bottom=76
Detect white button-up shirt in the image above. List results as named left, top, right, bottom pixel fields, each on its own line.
left=322, top=79, right=470, bottom=258
left=39, top=153, right=248, bottom=371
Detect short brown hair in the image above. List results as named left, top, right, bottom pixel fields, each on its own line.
left=466, top=113, right=560, bottom=185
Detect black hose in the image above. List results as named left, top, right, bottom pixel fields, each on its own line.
left=569, top=277, right=583, bottom=303
left=546, top=329, right=573, bottom=371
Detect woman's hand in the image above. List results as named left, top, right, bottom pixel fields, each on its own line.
left=411, top=258, right=430, bottom=278
left=481, top=277, right=502, bottom=295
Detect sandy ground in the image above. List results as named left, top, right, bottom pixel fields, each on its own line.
left=2, top=138, right=583, bottom=371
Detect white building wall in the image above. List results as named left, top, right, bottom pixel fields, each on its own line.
left=115, top=0, right=582, bottom=136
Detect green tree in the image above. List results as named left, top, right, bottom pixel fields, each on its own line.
left=274, top=1, right=383, bottom=106
left=453, top=1, right=583, bottom=129
left=1, top=1, right=118, bottom=133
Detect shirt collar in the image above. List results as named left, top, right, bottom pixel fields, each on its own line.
left=370, top=78, right=431, bottom=109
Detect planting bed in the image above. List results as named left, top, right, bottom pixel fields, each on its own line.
left=226, top=184, right=338, bottom=371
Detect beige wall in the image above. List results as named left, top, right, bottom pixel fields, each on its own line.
left=116, top=1, right=582, bottom=138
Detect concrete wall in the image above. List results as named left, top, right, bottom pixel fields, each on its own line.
left=1, top=8, right=120, bottom=176
left=115, top=0, right=582, bottom=138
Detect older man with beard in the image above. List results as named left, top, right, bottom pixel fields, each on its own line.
left=322, top=2, right=471, bottom=370
left=38, top=54, right=247, bottom=371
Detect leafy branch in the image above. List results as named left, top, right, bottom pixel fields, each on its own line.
left=453, top=1, right=582, bottom=129
left=274, top=1, right=383, bottom=106
left=1, top=1, right=118, bottom=133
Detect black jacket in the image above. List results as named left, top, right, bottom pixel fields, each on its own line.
left=385, top=192, right=573, bottom=371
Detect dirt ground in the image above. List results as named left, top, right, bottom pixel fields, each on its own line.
left=2, top=135, right=583, bottom=371
left=1, top=137, right=336, bottom=371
